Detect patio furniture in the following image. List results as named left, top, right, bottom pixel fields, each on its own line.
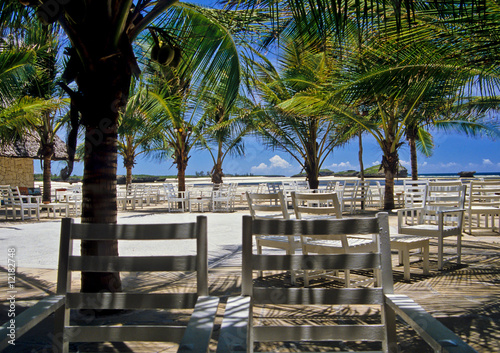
left=397, top=183, right=467, bottom=270
left=465, top=180, right=500, bottom=234
left=2, top=186, right=40, bottom=220
left=292, top=191, right=377, bottom=287
left=212, top=183, right=237, bottom=212
left=402, top=180, right=429, bottom=224
left=339, top=180, right=369, bottom=214
left=189, top=189, right=212, bottom=212
left=390, top=234, right=430, bottom=280
left=0, top=216, right=219, bottom=353
left=164, top=183, right=189, bottom=212
left=40, top=202, right=69, bottom=218
left=216, top=213, right=477, bottom=353
left=246, top=191, right=299, bottom=283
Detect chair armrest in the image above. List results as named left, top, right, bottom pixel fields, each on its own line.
left=216, top=296, right=251, bottom=353
left=436, top=208, right=466, bottom=215
left=396, top=207, right=423, bottom=214
left=177, top=296, right=220, bottom=353
left=0, top=295, right=65, bottom=351
left=385, top=294, right=477, bottom=353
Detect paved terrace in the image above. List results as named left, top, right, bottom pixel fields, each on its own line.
left=0, top=198, right=499, bottom=352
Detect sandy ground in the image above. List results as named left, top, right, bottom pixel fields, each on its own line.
left=1, top=178, right=499, bottom=352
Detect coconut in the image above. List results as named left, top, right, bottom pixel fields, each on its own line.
left=170, top=47, right=182, bottom=68
left=158, top=44, right=175, bottom=66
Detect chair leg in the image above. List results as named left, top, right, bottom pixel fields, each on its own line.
left=437, top=237, right=444, bottom=270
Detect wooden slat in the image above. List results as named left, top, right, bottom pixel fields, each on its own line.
left=66, top=292, right=198, bottom=310
left=178, top=296, right=220, bottom=353
left=385, top=294, right=478, bottom=353
left=251, top=217, right=380, bottom=236
left=253, top=325, right=385, bottom=342
left=64, top=325, right=186, bottom=342
left=68, top=255, right=197, bottom=272
left=216, top=296, right=250, bottom=353
left=253, top=287, right=384, bottom=305
left=69, top=222, right=197, bottom=240
left=0, top=296, right=65, bottom=351
left=252, top=253, right=380, bottom=271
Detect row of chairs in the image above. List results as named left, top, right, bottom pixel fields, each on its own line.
left=265, top=179, right=385, bottom=213
left=403, top=179, right=500, bottom=234
left=249, top=181, right=467, bottom=279
left=117, top=182, right=240, bottom=212
left=1, top=215, right=476, bottom=352
left=0, top=185, right=41, bottom=220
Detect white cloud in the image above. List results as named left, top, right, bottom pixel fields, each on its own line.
left=250, top=163, right=269, bottom=173
left=399, top=159, right=411, bottom=167
left=269, top=155, right=292, bottom=169
left=483, top=159, right=493, bottom=165
left=329, top=161, right=357, bottom=171
left=440, top=162, right=459, bottom=168
left=250, top=155, right=293, bottom=174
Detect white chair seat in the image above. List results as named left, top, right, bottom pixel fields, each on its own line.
left=305, top=237, right=375, bottom=249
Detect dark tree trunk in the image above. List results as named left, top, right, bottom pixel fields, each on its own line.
left=381, top=141, right=399, bottom=210
left=78, top=46, right=132, bottom=293
left=409, top=136, right=419, bottom=180
left=175, top=133, right=189, bottom=205
left=358, top=131, right=364, bottom=181
left=211, top=145, right=224, bottom=184
left=211, top=163, right=224, bottom=184
left=41, top=142, right=54, bottom=203
left=125, top=164, right=133, bottom=186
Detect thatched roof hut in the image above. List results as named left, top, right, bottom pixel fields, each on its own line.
left=0, top=134, right=69, bottom=187
left=0, top=134, right=69, bottom=160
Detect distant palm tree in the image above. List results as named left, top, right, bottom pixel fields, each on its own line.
left=200, top=95, right=250, bottom=184
left=279, top=7, right=498, bottom=209
left=0, top=19, right=67, bottom=202
left=146, top=5, right=241, bottom=192
left=246, top=40, right=352, bottom=189
left=118, top=81, right=164, bottom=186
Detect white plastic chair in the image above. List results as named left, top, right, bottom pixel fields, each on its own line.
left=292, top=191, right=377, bottom=287
left=397, top=182, right=467, bottom=270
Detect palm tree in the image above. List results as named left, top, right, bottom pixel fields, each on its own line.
left=278, top=7, right=497, bottom=209
left=145, top=4, right=241, bottom=192
left=246, top=40, right=353, bottom=189
left=200, top=95, right=250, bottom=184
left=2, top=0, right=241, bottom=294
left=19, top=21, right=70, bottom=202
left=1, top=19, right=67, bottom=203
left=118, top=80, right=164, bottom=186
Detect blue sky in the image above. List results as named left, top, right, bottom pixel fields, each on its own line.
left=40, top=129, right=500, bottom=177
left=36, top=0, right=500, bottom=177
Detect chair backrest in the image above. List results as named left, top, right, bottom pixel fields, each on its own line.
left=291, top=191, right=342, bottom=219
left=266, top=182, right=282, bottom=193
left=55, top=216, right=210, bottom=352
left=421, top=183, right=467, bottom=224
left=356, top=180, right=371, bottom=201
left=468, top=180, right=500, bottom=208
left=5, top=186, right=24, bottom=205
left=403, top=180, right=428, bottom=208
left=246, top=191, right=290, bottom=220
left=0, top=185, right=12, bottom=205
left=241, top=213, right=396, bottom=352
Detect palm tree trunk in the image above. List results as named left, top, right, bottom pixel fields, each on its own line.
left=78, top=53, right=131, bottom=293
left=409, top=136, right=419, bottom=180
left=381, top=141, right=398, bottom=210
left=126, top=165, right=133, bottom=186
left=211, top=146, right=224, bottom=184
left=42, top=143, right=54, bottom=203
left=358, top=131, right=364, bottom=181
